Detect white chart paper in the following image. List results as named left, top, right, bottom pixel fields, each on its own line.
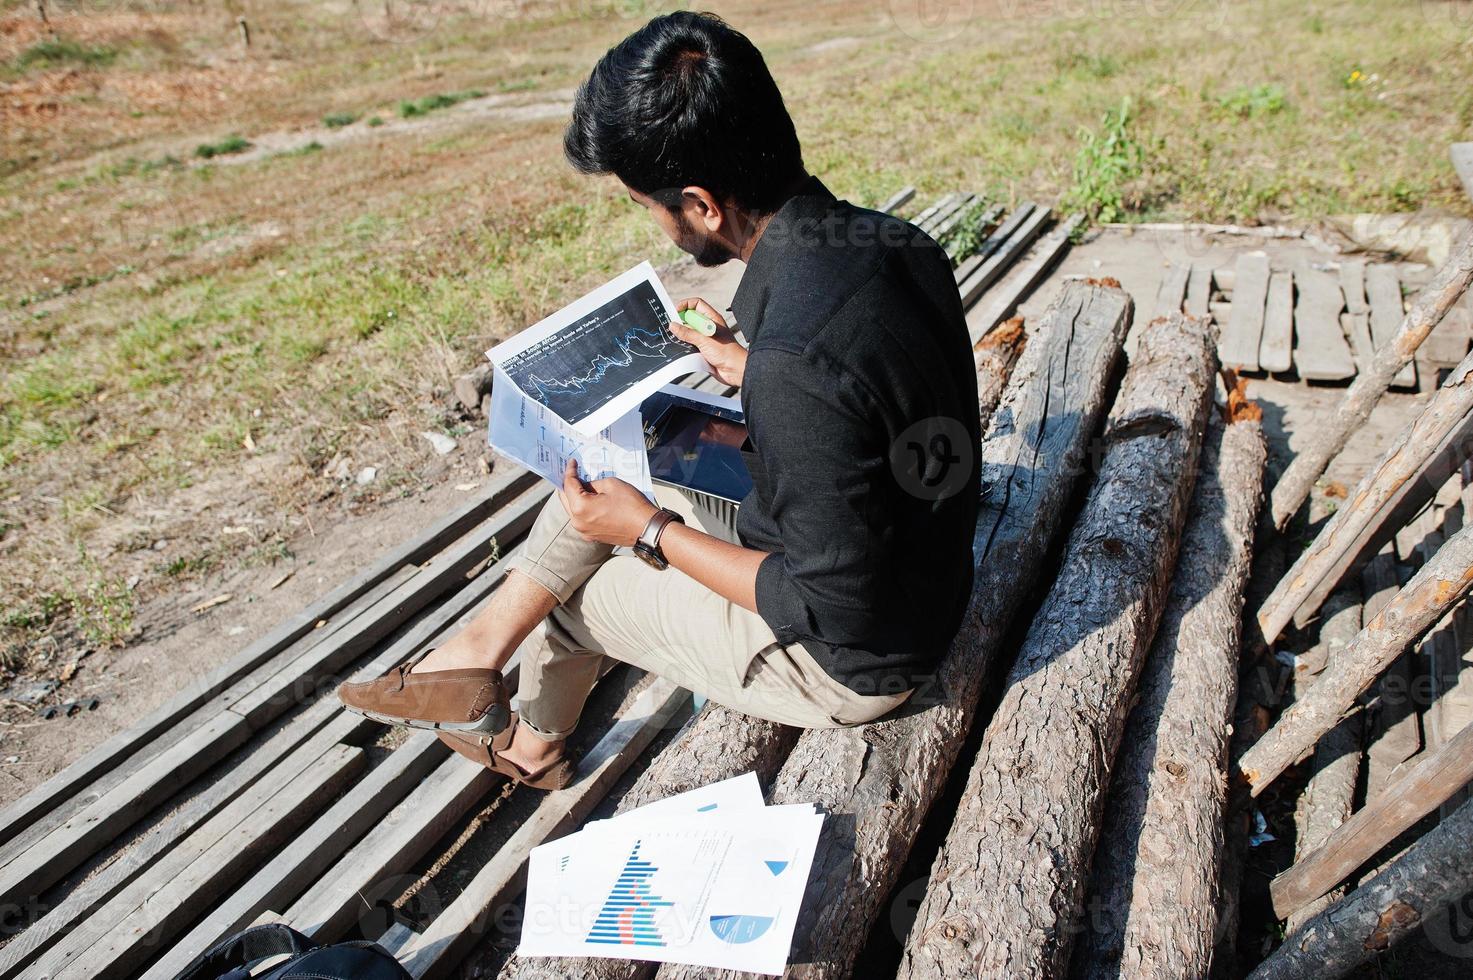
left=487, top=366, right=652, bottom=496
left=520, top=807, right=823, bottom=976
left=487, top=262, right=709, bottom=436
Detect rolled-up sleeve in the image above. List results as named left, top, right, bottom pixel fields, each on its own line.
left=744, top=348, right=887, bottom=647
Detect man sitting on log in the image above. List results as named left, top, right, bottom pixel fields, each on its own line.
left=338, top=11, right=979, bottom=789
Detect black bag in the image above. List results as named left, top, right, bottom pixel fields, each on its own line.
left=174, top=923, right=413, bottom=980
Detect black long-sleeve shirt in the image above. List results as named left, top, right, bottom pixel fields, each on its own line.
left=731, top=178, right=980, bottom=695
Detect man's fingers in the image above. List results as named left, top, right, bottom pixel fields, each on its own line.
left=562, top=459, right=588, bottom=496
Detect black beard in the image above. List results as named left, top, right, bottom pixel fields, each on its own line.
left=676, top=224, right=732, bottom=267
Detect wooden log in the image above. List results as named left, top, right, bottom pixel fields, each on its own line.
left=1153, top=263, right=1191, bottom=318
left=958, top=205, right=1052, bottom=313
left=1292, top=268, right=1354, bottom=381
left=908, top=193, right=958, bottom=233
left=1284, top=589, right=1364, bottom=934
left=0, top=467, right=534, bottom=851
left=1259, top=271, right=1294, bottom=373
left=1269, top=233, right=1473, bottom=529
left=897, top=311, right=1217, bottom=980
left=1256, top=351, right=1473, bottom=644
left=398, top=677, right=689, bottom=979
left=966, top=214, right=1082, bottom=345
left=1251, top=794, right=1473, bottom=979
left=1220, top=253, right=1270, bottom=372
left=1071, top=410, right=1267, bottom=980
left=1241, top=520, right=1473, bottom=794
left=1270, top=709, right=1473, bottom=921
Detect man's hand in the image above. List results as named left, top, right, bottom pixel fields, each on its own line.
left=559, top=460, right=658, bottom=547
left=671, top=298, right=747, bottom=388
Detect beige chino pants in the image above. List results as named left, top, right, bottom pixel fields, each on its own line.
left=505, top=484, right=909, bottom=741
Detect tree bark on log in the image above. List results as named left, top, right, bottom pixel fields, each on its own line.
left=1240, top=520, right=1473, bottom=794
left=1269, top=228, right=1473, bottom=530
left=975, top=316, right=1026, bottom=432
left=1250, top=794, right=1473, bottom=980
left=499, top=276, right=1042, bottom=980
left=1257, top=349, right=1473, bottom=644
left=1284, top=589, right=1365, bottom=934
left=897, top=311, right=1218, bottom=980
left=650, top=280, right=1134, bottom=980
left=1071, top=410, right=1267, bottom=980
left=495, top=704, right=799, bottom=980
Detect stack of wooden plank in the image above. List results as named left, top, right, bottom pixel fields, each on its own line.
left=1212, top=253, right=1473, bottom=388
left=0, top=190, right=1088, bottom=980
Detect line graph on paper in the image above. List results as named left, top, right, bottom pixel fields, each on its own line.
left=499, top=279, right=697, bottom=427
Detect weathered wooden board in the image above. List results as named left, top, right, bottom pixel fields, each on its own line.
left=0, top=468, right=535, bottom=852
left=1220, top=252, right=1270, bottom=372
left=957, top=204, right=1050, bottom=310
left=1365, top=263, right=1417, bottom=389
left=1259, top=270, right=1294, bottom=373
left=966, top=213, right=1082, bottom=344
left=1153, top=262, right=1191, bottom=318
left=1186, top=266, right=1213, bottom=317
left=1292, top=267, right=1354, bottom=381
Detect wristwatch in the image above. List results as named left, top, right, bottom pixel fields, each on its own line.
left=634, top=508, right=685, bottom=570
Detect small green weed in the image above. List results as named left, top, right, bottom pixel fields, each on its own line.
left=194, top=135, right=252, bottom=159
left=937, top=200, right=994, bottom=259
left=1063, top=97, right=1146, bottom=224
left=1218, top=83, right=1287, bottom=118
left=367, top=115, right=385, bottom=127
left=322, top=111, right=359, bottom=128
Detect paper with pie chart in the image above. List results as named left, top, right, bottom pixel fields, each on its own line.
left=518, top=777, right=823, bottom=975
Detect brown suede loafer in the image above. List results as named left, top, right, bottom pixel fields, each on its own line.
left=337, top=660, right=511, bottom=735
left=438, top=714, right=572, bottom=791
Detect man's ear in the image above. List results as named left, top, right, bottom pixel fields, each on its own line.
left=681, top=186, right=726, bottom=233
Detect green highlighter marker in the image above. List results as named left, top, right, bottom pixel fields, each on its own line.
left=678, top=308, right=717, bottom=337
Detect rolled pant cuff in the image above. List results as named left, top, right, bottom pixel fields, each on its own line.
left=518, top=712, right=576, bottom=742
left=506, top=555, right=577, bottom=605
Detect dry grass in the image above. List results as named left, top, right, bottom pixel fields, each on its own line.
left=1, top=0, right=1470, bottom=677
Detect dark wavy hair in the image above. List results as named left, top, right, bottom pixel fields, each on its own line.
left=564, top=11, right=804, bottom=214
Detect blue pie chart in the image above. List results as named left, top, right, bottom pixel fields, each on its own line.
left=708, top=914, right=775, bottom=944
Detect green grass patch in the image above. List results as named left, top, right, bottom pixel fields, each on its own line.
left=194, top=135, right=252, bottom=159
left=12, top=38, right=117, bottom=72
left=396, top=89, right=487, bottom=118
left=322, top=111, right=359, bottom=128
left=367, top=115, right=385, bottom=127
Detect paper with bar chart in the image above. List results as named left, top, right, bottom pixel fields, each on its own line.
left=487, top=262, right=708, bottom=436
left=519, top=783, right=823, bottom=975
